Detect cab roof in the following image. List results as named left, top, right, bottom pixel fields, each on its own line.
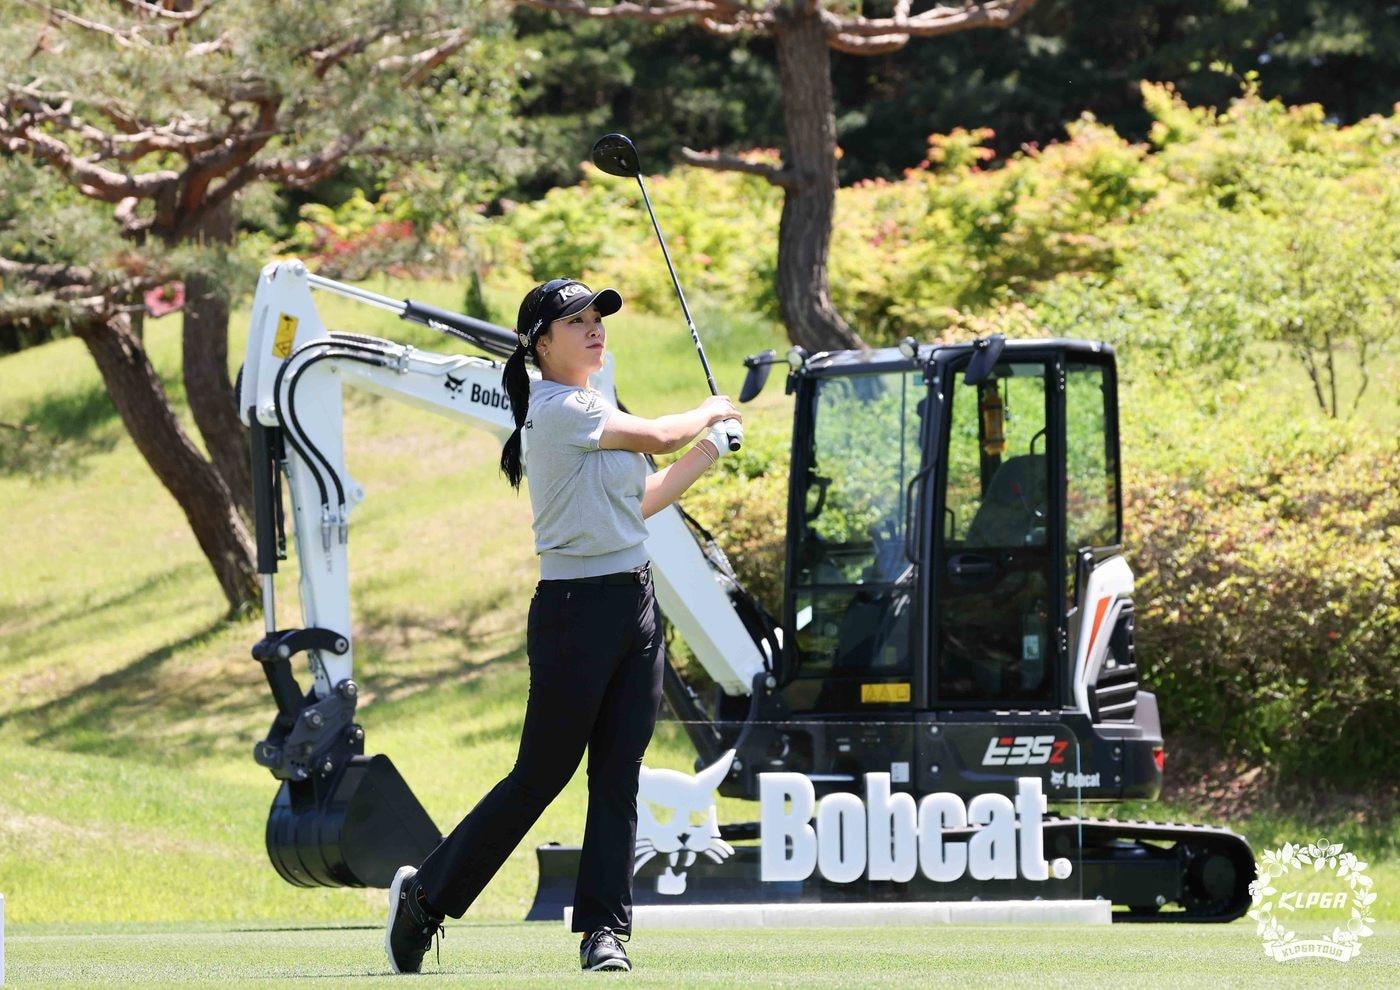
left=800, top=337, right=1115, bottom=377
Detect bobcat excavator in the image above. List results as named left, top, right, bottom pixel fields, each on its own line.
left=237, top=259, right=1254, bottom=923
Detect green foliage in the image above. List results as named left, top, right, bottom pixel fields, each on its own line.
left=1129, top=431, right=1399, bottom=784
left=497, top=161, right=782, bottom=317
left=284, top=189, right=419, bottom=281
left=1033, top=83, right=1398, bottom=406
left=480, top=81, right=1397, bottom=377
left=829, top=115, right=1160, bottom=340
left=0, top=0, right=523, bottom=337
left=508, top=8, right=783, bottom=197
left=680, top=412, right=790, bottom=618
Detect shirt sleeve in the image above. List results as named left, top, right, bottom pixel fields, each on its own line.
left=552, top=387, right=612, bottom=450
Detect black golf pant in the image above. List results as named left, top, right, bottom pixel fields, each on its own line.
left=417, top=567, right=664, bottom=936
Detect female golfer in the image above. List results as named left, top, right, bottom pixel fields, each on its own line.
left=386, top=278, right=742, bottom=974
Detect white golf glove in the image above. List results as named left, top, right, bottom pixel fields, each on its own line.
left=702, top=418, right=743, bottom=459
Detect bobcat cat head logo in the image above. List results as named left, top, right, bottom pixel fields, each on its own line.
left=635, top=749, right=736, bottom=895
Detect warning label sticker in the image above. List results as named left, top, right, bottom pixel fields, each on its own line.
left=273, top=313, right=298, bottom=358
left=860, top=682, right=910, bottom=704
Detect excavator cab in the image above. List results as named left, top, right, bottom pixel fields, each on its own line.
left=718, top=338, right=1161, bottom=806
left=785, top=339, right=1108, bottom=711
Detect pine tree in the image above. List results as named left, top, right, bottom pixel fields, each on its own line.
left=1, top=0, right=519, bottom=610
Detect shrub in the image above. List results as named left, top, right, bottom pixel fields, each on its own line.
left=1129, top=434, right=1399, bottom=784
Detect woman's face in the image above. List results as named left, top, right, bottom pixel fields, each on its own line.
left=538, top=304, right=606, bottom=378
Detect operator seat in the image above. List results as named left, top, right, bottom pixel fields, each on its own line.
left=964, top=453, right=1047, bottom=547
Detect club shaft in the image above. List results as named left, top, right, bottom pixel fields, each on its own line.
left=635, top=176, right=720, bottom=396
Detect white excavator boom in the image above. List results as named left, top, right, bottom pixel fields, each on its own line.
left=239, top=260, right=767, bottom=699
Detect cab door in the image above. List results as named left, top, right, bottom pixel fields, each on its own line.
left=929, top=355, right=1061, bottom=707
left=781, top=368, right=928, bottom=713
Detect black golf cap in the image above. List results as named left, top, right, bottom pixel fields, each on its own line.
left=516, top=278, right=623, bottom=349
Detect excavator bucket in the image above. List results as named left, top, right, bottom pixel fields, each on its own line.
left=266, top=754, right=441, bottom=888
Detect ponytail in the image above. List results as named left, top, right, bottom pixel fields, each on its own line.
left=499, top=344, right=531, bottom=489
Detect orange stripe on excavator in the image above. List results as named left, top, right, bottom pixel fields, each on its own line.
left=1086, top=596, right=1113, bottom=661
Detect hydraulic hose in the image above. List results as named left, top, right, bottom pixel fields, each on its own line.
left=272, top=337, right=399, bottom=518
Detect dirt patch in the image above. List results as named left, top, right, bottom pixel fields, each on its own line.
left=1161, top=733, right=1399, bottom=838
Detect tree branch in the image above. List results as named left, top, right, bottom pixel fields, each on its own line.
left=173, top=83, right=281, bottom=216
left=20, top=0, right=148, bottom=48
left=677, top=146, right=796, bottom=188
left=310, top=25, right=407, bottom=79
left=698, top=7, right=774, bottom=36
left=827, top=31, right=910, bottom=55
left=0, top=256, right=98, bottom=290
left=514, top=0, right=744, bottom=23
left=823, top=0, right=1038, bottom=39
left=5, top=85, right=218, bottom=162
left=253, top=131, right=368, bottom=189
left=116, top=0, right=216, bottom=23
left=376, top=28, right=475, bottom=85
left=0, top=120, right=179, bottom=202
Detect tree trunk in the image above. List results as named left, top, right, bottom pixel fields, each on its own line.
left=182, top=202, right=253, bottom=519
left=772, top=4, right=866, bottom=352
left=73, top=312, right=258, bottom=612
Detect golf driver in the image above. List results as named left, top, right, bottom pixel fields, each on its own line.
left=590, top=132, right=742, bottom=452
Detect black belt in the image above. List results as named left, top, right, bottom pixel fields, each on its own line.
left=541, top=563, right=651, bottom=586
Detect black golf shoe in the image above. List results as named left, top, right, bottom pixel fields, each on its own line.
left=580, top=927, right=631, bottom=972
left=385, top=865, right=444, bottom=974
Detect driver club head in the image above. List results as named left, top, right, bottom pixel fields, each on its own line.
left=591, top=132, right=642, bottom=178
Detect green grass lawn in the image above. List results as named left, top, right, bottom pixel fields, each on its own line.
left=7, top=921, right=1396, bottom=987
left=0, top=273, right=1394, bottom=942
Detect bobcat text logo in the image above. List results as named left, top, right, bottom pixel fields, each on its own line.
left=982, top=735, right=1068, bottom=766
left=467, top=383, right=509, bottom=410
left=635, top=751, right=737, bottom=895
left=760, top=774, right=1070, bottom=884
left=1050, top=770, right=1102, bottom=789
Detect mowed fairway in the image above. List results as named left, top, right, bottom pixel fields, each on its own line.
left=9, top=921, right=1396, bottom=987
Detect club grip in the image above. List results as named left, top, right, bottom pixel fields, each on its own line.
left=720, top=417, right=742, bottom=452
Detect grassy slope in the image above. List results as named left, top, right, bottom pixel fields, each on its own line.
left=6, top=922, right=1397, bottom=987
left=1, top=276, right=1394, bottom=932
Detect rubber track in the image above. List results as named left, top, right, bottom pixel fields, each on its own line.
left=1043, top=815, right=1256, bottom=922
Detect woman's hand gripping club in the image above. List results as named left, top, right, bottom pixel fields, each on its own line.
left=698, top=395, right=743, bottom=460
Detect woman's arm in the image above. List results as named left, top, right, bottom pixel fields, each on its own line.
left=600, top=395, right=739, bottom=455
left=641, top=440, right=720, bottom=519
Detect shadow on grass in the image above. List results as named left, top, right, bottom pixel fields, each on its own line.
left=3, top=580, right=532, bottom=764
left=1, top=563, right=209, bottom=647
left=20, top=381, right=121, bottom=440
left=353, top=584, right=522, bottom=698
left=0, top=410, right=116, bottom=480
left=0, top=613, right=247, bottom=759
left=1, top=357, right=190, bottom=478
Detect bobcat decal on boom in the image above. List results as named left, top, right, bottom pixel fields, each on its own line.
left=634, top=750, right=736, bottom=895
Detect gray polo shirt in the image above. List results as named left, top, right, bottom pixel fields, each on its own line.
left=524, top=378, right=650, bottom=579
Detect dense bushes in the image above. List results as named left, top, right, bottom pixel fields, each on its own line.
left=489, top=81, right=1396, bottom=414
left=1129, top=438, right=1398, bottom=784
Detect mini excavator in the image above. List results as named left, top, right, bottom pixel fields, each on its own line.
left=238, top=259, right=1254, bottom=922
